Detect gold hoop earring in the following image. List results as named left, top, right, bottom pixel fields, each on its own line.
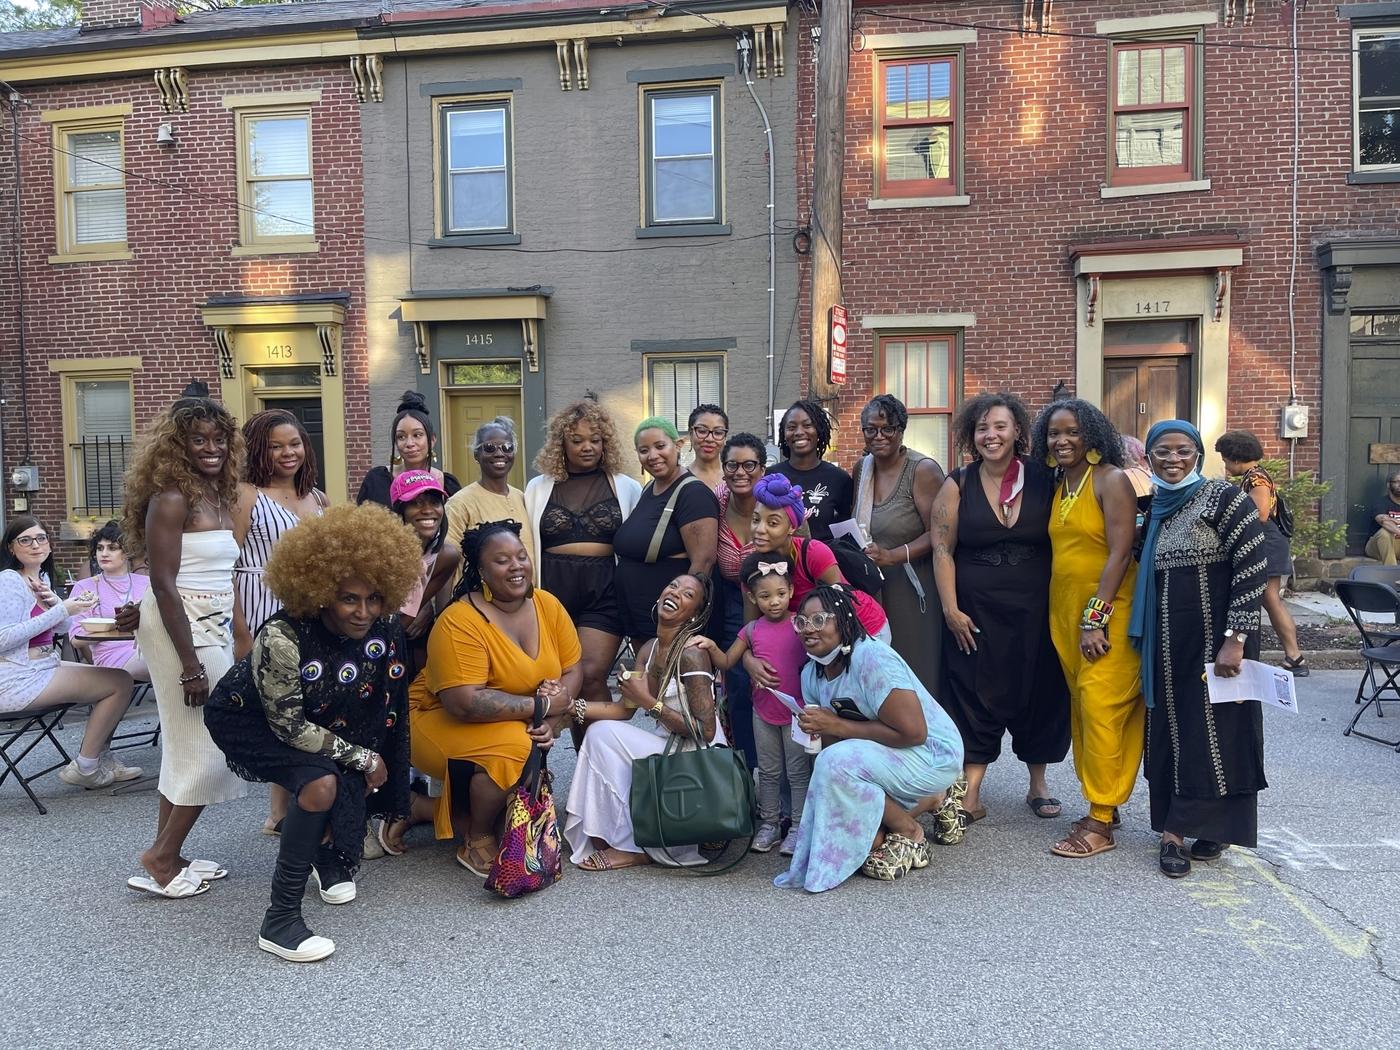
left=482, top=581, right=494, bottom=602
left=1045, top=453, right=1057, bottom=468
left=1086, top=449, right=1102, bottom=465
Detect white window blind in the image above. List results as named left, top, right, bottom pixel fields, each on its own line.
left=649, top=357, right=724, bottom=433
left=66, top=130, right=126, bottom=246
left=649, top=91, right=718, bottom=224
left=245, top=114, right=314, bottom=239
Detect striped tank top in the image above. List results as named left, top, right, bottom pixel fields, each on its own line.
left=234, top=491, right=321, bottom=635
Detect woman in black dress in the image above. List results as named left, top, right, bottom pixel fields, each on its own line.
left=612, top=416, right=719, bottom=643
left=930, top=392, right=1070, bottom=825
left=206, top=503, right=422, bottom=962
left=1130, top=421, right=1267, bottom=878
left=356, top=391, right=461, bottom=508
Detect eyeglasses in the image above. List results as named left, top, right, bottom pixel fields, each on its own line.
left=723, top=460, right=762, bottom=475
left=861, top=425, right=902, bottom=438
left=792, top=611, right=837, bottom=632
left=15, top=534, right=50, bottom=548
left=691, top=426, right=729, bottom=440
left=478, top=443, right=515, bottom=456
left=1148, top=447, right=1199, bottom=462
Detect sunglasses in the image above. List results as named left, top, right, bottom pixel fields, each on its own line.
left=15, top=534, right=50, bottom=548
left=792, top=611, right=838, bottom=632
left=723, top=460, right=762, bottom=475
left=478, top=443, right=515, bottom=456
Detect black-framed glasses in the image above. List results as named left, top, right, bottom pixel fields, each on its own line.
left=478, top=443, right=515, bottom=456
left=861, top=424, right=902, bottom=438
left=723, top=460, right=762, bottom=475
left=15, top=534, right=50, bottom=548
left=691, top=425, right=729, bottom=440
left=792, top=611, right=837, bottom=632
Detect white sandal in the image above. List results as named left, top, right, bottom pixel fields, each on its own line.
left=186, top=859, right=228, bottom=882
left=126, top=867, right=211, bottom=899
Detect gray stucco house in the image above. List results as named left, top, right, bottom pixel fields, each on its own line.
left=359, top=0, right=798, bottom=486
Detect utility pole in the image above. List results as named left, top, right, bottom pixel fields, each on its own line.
left=807, top=0, right=851, bottom=402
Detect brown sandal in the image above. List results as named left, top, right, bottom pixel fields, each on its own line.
left=1050, top=817, right=1116, bottom=858
left=456, top=836, right=497, bottom=876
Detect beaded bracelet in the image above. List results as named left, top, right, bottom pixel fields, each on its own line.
left=178, top=668, right=207, bottom=685
left=1080, top=597, right=1114, bottom=631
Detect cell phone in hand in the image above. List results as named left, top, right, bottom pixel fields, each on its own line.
left=830, top=698, right=870, bottom=722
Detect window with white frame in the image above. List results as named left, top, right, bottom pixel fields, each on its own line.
left=55, top=121, right=127, bottom=255
left=644, top=87, right=721, bottom=226
left=65, top=373, right=134, bottom=518
left=237, top=109, right=315, bottom=245
left=647, top=355, right=725, bottom=434
left=1355, top=30, right=1400, bottom=169
left=879, top=335, right=955, bottom=468
left=438, top=99, right=513, bottom=234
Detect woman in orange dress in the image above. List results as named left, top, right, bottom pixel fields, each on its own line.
left=398, top=521, right=581, bottom=874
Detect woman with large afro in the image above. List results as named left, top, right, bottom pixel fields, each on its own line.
left=206, top=502, right=422, bottom=962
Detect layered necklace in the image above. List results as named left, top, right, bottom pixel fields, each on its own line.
left=99, top=572, right=135, bottom=608
left=1057, top=466, right=1092, bottom=526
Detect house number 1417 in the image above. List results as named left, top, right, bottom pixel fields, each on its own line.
left=1135, top=300, right=1171, bottom=315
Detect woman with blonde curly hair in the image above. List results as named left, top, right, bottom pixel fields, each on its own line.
left=524, top=399, right=641, bottom=720
left=206, top=503, right=421, bottom=962
left=123, top=395, right=250, bottom=899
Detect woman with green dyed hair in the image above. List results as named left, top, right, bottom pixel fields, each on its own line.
left=610, top=416, right=720, bottom=642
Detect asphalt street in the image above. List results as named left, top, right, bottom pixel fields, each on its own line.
left=2, top=670, right=1397, bottom=1049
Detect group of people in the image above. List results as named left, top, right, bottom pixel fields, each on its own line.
left=0, top=381, right=1299, bottom=963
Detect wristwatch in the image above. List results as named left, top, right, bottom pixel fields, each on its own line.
left=1223, top=629, right=1248, bottom=644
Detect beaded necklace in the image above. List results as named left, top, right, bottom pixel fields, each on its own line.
left=98, top=572, right=135, bottom=609
left=1057, top=467, right=1092, bottom=526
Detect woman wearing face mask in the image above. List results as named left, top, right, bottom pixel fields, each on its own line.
left=687, top=404, right=730, bottom=492
left=1131, top=421, right=1267, bottom=879
left=612, top=417, right=720, bottom=644
left=206, top=503, right=420, bottom=961
left=356, top=391, right=460, bottom=508
left=524, top=400, right=641, bottom=732
left=776, top=586, right=964, bottom=891
left=930, top=392, right=1070, bottom=828
left=563, top=572, right=723, bottom=870
left=444, top=417, right=532, bottom=564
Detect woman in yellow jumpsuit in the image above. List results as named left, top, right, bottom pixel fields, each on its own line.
left=1032, top=400, right=1143, bottom=858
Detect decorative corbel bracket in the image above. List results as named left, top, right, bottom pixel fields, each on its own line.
left=1084, top=274, right=1100, bottom=326
left=1223, top=0, right=1255, bottom=29
left=555, top=39, right=590, bottom=90
left=1326, top=265, right=1353, bottom=315
left=411, top=322, right=431, bottom=374
left=522, top=318, right=539, bottom=372
left=153, top=68, right=189, bottom=113
left=211, top=327, right=235, bottom=379
left=1213, top=268, right=1231, bottom=323
left=1020, top=0, right=1051, bottom=34
left=350, top=56, right=385, bottom=103
left=316, top=323, right=340, bottom=377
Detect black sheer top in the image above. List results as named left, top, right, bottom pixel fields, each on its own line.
left=540, top=471, right=624, bottom=549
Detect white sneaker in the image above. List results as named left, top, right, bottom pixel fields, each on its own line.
left=779, top=825, right=800, bottom=856
left=750, top=823, right=782, bottom=853
left=58, top=759, right=115, bottom=789
left=100, top=752, right=144, bottom=782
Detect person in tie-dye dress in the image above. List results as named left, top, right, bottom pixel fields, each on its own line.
left=776, top=585, right=965, bottom=892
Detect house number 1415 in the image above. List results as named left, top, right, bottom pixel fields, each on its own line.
left=1135, top=300, right=1171, bottom=315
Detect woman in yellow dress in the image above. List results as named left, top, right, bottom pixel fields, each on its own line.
left=1032, top=400, right=1142, bottom=858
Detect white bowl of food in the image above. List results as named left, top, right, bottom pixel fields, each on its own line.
left=81, top=617, right=118, bottom=634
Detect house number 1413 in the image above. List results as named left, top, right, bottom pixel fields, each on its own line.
left=1135, top=300, right=1171, bottom=315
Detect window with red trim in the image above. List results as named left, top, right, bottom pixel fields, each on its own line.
left=877, top=56, right=957, bottom=197
left=1110, top=41, right=1194, bottom=184
left=878, top=335, right=956, bottom=467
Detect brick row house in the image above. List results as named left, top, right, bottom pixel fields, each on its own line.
left=796, top=0, right=1400, bottom=552
left=0, top=0, right=799, bottom=562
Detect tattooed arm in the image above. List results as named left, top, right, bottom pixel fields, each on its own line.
left=439, top=683, right=567, bottom=723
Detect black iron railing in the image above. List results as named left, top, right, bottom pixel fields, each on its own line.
left=71, top=435, right=130, bottom=518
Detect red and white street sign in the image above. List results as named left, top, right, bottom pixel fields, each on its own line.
left=829, top=304, right=848, bottom=385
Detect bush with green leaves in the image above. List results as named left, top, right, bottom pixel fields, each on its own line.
left=1258, top=458, right=1347, bottom=558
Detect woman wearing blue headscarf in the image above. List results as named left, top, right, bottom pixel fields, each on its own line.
left=1128, top=421, right=1267, bottom=879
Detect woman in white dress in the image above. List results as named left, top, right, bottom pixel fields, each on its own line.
left=564, top=572, right=724, bottom=870
left=123, top=395, right=250, bottom=899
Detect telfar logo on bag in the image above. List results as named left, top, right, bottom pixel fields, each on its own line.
left=659, top=771, right=707, bottom=821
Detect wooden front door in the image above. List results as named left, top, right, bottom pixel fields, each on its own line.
left=1103, top=356, right=1194, bottom=443
left=445, top=388, right=526, bottom=489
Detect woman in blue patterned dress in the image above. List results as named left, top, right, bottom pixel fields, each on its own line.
left=776, top=585, right=964, bottom=892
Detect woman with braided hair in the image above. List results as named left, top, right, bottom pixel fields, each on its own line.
left=563, top=571, right=726, bottom=870
left=404, top=521, right=581, bottom=875
left=777, top=585, right=964, bottom=892
left=772, top=399, right=852, bottom=542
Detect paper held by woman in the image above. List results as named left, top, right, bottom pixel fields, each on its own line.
left=1204, top=660, right=1298, bottom=713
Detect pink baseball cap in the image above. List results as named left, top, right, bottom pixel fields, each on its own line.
left=389, top=469, right=445, bottom=506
